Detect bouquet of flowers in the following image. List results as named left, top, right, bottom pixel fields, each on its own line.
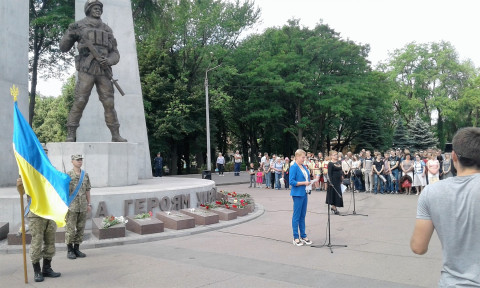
left=199, top=203, right=216, bottom=210
left=219, top=190, right=237, bottom=198
left=134, top=211, right=153, bottom=219
left=231, top=199, right=248, bottom=209
left=102, top=215, right=128, bottom=228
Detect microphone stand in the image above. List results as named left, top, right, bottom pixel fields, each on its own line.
left=312, top=181, right=347, bottom=253
left=342, top=172, right=368, bottom=217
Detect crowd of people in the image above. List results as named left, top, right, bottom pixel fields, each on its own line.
left=252, top=147, right=456, bottom=197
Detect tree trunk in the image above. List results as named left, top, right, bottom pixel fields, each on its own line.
left=296, top=104, right=303, bottom=149
left=184, top=140, right=191, bottom=174
left=29, top=30, right=41, bottom=126
left=195, top=150, right=204, bottom=171
left=436, top=110, right=444, bottom=149
left=171, top=142, right=178, bottom=175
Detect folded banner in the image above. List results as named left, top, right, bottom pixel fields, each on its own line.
left=12, top=87, right=71, bottom=227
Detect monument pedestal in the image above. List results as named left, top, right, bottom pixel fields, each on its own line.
left=203, top=207, right=237, bottom=221
left=47, top=142, right=138, bottom=188
left=7, top=227, right=65, bottom=245
left=92, top=218, right=126, bottom=240
left=155, top=212, right=195, bottom=230
left=179, top=209, right=219, bottom=225
left=125, top=216, right=164, bottom=235
left=230, top=207, right=249, bottom=217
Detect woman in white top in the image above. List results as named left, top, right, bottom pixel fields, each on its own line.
left=426, top=153, right=440, bottom=184
left=351, top=155, right=363, bottom=191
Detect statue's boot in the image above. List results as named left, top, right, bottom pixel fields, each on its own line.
left=66, top=126, right=77, bottom=142
left=108, top=126, right=127, bottom=142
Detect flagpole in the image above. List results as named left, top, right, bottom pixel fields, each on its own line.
left=19, top=191, right=28, bottom=283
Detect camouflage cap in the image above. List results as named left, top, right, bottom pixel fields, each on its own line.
left=71, top=154, right=84, bottom=160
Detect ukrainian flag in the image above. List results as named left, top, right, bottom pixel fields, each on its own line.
left=12, top=91, right=71, bottom=227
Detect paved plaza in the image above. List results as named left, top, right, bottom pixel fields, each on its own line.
left=0, top=171, right=442, bottom=287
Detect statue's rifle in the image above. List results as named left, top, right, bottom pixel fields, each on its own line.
left=84, top=40, right=125, bottom=96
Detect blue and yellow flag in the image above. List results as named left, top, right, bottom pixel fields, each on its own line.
left=11, top=85, right=71, bottom=227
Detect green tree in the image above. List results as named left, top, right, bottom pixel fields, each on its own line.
left=380, top=41, right=475, bottom=147
left=392, top=118, right=410, bottom=149
left=407, top=116, right=438, bottom=151
left=137, top=0, right=259, bottom=174
left=33, top=75, right=75, bottom=142
left=460, top=74, right=480, bottom=127
left=29, top=0, right=74, bottom=125
left=229, top=20, right=388, bottom=155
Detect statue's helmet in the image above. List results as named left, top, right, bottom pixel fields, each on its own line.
left=84, top=0, right=103, bottom=15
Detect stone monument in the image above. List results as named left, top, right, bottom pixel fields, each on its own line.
left=0, top=1, right=29, bottom=187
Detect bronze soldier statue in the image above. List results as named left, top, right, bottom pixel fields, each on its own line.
left=60, top=0, right=127, bottom=142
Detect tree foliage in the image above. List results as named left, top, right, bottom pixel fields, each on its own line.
left=29, top=0, right=74, bottom=125
left=380, top=41, right=476, bottom=146
left=33, top=75, right=75, bottom=143
left=407, top=116, right=438, bottom=151
left=392, top=118, right=410, bottom=149
left=137, top=0, right=260, bottom=174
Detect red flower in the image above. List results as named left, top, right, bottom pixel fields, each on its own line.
left=232, top=205, right=237, bottom=208
left=109, top=216, right=115, bottom=221
left=200, top=204, right=205, bottom=207
left=232, top=192, right=237, bottom=196
left=148, top=211, right=153, bottom=217
left=225, top=204, right=230, bottom=209
left=240, top=199, right=245, bottom=204
left=241, top=202, right=246, bottom=206
left=206, top=206, right=210, bottom=209
left=227, top=193, right=232, bottom=195
left=216, top=201, right=222, bottom=205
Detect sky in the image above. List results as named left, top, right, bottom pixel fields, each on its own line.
left=36, top=0, right=480, bottom=96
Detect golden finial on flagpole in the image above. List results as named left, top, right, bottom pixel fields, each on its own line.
left=10, top=85, right=19, bottom=102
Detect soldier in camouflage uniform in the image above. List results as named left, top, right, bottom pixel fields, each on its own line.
left=17, top=178, right=61, bottom=282
left=59, top=0, right=127, bottom=142
left=65, top=154, right=92, bottom=259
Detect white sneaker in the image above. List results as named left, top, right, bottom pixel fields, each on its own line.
left=301, top=237, right=312, bottom=245
left=293, top=239, right=304, bottom=246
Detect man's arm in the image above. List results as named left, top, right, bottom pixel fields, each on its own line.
left=410, top=219, right=434, bottom=255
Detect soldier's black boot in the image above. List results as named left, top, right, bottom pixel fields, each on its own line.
left=32, top=262, right=44, bottom=282
left=42, top=258, right=61, bottom=278
left=67, top=243, right=76, bottom=259
left=73, top=244, right=86, bottom=258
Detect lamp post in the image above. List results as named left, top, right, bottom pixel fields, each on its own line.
left=205, top=64, right=221, bottom=171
